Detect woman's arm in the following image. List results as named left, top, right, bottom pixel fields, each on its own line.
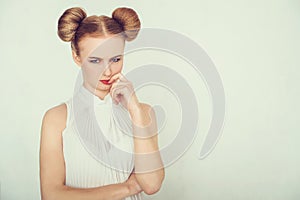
left=129, top=103, right=165, bottom=195
left=98, top=72, right=165, bottom=195
left=39, top=104, right=141, bottom=200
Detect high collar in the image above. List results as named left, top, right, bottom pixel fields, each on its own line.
left=77, top=84, right=112, bottom=106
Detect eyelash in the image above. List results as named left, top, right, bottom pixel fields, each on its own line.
left=112, top=57, right=121, bottom=63
left=89, top=59, right=100, bottom=63
left=89, top=57, right=121, bottom=64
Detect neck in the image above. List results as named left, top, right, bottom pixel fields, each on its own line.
left=95, top=90, right=110, bottom=100
left=83, top=83, right=109, bottom=100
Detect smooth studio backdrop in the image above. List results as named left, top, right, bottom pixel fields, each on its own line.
left=0, top=0, right=299, bottom=199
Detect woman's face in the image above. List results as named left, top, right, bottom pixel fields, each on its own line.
left=75, top=35, right=125, bottom=95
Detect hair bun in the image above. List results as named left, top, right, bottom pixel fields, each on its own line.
left=112, top=7, right=141, bottom=41
left=57, top=7, right=87, bottom=42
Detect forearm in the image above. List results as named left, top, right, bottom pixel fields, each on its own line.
left=42, top=183, right=131, bottom=200
left=129, top=104, right=165, bottom=194
left=133, top=138, right=165, bottom=194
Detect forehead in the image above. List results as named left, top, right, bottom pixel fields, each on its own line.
left=79, top=35, right=125, bottom=60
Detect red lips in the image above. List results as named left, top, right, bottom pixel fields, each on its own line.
left=100, top=79, right=111, bottom=85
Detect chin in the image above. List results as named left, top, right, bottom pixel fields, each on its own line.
left=97, top=84, right=111, bottom=91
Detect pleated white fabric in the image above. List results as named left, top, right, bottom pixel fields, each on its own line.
left=62, top=84, right=143, bottom=200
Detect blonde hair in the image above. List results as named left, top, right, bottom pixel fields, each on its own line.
left=57, top=7, right=141, bottom=56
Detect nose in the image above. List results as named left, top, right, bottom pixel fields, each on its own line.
left=103, top=61, right=112, bottom=76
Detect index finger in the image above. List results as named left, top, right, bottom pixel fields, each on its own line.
left=108, top=73, right=127, bottom=83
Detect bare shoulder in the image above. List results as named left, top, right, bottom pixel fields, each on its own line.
left=42, top=103, right=67, bottom=134
left=39, top=103, right=68, bottom=191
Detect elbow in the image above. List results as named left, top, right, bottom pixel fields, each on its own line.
left=143, top=183, right=162, bottom=195
left=41, top=191, right=52, bottom=200
left=41, top=190, right=56, bottom=200
left=143, top=171, right=165, bottom=195
left=41, top=190, right=62, bottom=200
left=40, top=184, right=65, bottom=200
left=40, top=186, right=51, bottom=200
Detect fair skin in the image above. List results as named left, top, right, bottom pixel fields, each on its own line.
left=39, top=34, right=164, bottom=200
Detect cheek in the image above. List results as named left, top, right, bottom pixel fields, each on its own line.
left=82, top=65, right=105, bottom=81
left=111, top=62, right=123, bottom=73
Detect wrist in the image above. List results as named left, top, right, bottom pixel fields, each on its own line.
left=121, top=182, right=132, bottom=196
left=128, top=94, right=142, bottom=113
left=124, top=180, right=142, bottom=196
left=129, top=103, right=143, bottom=116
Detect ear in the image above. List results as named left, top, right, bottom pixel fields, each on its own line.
left=72, top=50, right=82, bottom=67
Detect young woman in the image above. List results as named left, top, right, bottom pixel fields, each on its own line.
left=39, top=7, right=164, bottom=200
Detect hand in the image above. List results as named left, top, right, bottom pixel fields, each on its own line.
left=125, top=173, right=142, bottom=195
left=109, top=73, right=141, bottom=112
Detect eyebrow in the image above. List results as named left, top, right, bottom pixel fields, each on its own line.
left=88, top=54, right=123, bottom=59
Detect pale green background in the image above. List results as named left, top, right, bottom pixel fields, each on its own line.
left=1, top=0, right=300, bottom=199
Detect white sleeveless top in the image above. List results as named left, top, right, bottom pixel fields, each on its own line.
left=62, top=85, right=143, bottom=200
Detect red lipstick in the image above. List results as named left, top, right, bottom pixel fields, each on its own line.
left=100, top=79, right=111, bottom=85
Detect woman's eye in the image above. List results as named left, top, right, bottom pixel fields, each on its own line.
left=112, top=57, right=121, bottom=63
left=89, top=59, right=100, bottom=63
